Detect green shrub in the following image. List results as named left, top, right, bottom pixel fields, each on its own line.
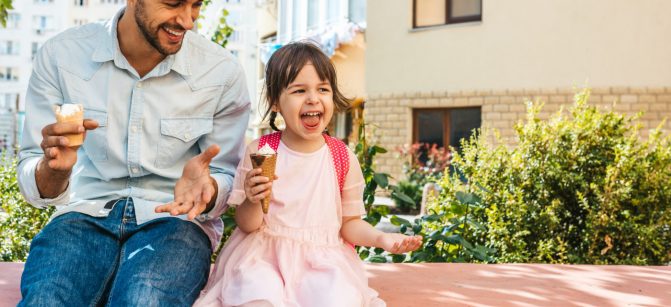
left=423, top=89, right=671, bottom=264
left=392, top=143, right=450, bottom=213
left=0, top=153, right=54, bottom=261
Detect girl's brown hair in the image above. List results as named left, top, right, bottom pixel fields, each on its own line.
left=262, top=41, right=351, bottom=131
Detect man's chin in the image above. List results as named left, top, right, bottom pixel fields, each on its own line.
left=157, top=43, right=182, bottom=56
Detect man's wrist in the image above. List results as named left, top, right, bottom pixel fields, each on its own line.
left=35, top=158, right=71, bottom=198
left=203, top=176, right=218, bottom=213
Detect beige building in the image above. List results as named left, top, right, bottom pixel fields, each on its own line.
left=365, top=0, right=671, bottom=179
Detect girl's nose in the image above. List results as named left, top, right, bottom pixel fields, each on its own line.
left=306, top=92, right=319, bottom=104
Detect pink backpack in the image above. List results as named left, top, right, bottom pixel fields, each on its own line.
left=257, top=131, right=350, bottom=191
left=259, top=131, right=356, bottom=249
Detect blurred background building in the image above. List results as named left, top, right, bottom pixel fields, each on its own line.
left=0, top=0, right=126, bottom=153
left=2, top=0, right=670, bottom=182
left=365, top=0, right=671, bottom=178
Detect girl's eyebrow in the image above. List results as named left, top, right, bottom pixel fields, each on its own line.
left=287, top=81, right=330, bottom=89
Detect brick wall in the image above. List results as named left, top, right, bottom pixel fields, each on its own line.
left=364, top=87, right=671, bottom=180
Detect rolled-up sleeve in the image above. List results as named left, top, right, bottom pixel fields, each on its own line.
left=17, top=40, right=70, bottom=208
left=341, top=149, right=367, bottom=217
left=197, top=62, right=251, bottom=220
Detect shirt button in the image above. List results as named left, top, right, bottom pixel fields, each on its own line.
left=131, top=167, right=139, bottom=174
left=136, top=82, right=143, bottom=88
left=131, top=125, right=138, bottom=133
left=184, top=133, right=190, bottom=140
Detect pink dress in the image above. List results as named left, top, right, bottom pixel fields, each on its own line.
left=194, top=140, right=385, bottom=307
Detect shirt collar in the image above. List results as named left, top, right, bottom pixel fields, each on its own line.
left=91, top=7, right=191, bottom=77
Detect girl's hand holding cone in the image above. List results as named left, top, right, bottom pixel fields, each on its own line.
left=244, top=167, right=278, bottom=213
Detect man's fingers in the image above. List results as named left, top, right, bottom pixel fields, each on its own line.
left=155, top=201, right=179, bottom=213
left=187, top=203, right=206, bottom=220
left=83, top=119, right=99, bottom=130
left=198, top=144, right=221, bottom=164
left=42, top=136, right=69, bottom=148
left=43, top=122, right=84, bottom=137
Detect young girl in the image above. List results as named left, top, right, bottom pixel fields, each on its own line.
left=194, top=42, right=422, bottom=307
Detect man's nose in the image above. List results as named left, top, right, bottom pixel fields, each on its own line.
left=176, top=7, right=195, bottom=31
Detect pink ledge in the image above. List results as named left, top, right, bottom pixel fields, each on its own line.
left=1, top=262, right=670, bottom=306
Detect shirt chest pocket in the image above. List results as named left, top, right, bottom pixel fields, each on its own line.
left=83, top=109, right=109, bottom=161
left=155, top=117, right=213, bottom=168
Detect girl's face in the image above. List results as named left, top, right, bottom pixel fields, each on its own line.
left=275, top=62, right=334, bottom=145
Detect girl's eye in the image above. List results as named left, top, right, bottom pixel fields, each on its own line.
left=292, top=89, right=305, bottom=94
left=319, top=88, right=330, bottom=93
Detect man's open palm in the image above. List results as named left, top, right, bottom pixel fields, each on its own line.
left=155, top=144, right=220, bottom=220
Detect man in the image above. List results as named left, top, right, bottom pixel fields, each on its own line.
left=17, top=0, right=250, bottom=305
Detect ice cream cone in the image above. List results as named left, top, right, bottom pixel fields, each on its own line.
left=54, top=104, right=84, bottom=147
left=250, top=153, right=277, bottom=213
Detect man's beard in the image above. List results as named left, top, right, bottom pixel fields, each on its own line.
left=134, top=0, right=184, bottom=56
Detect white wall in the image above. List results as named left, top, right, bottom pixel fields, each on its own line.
left=366, top=0, right=671, bottom=96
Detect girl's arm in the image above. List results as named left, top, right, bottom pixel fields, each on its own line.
left=338, top=149, right=421, bottom=253
left=234, top=169, right=269, bottom=233
left=233, top=141, right=275, bottom=233
left=341, top=216, right=422, bottom=254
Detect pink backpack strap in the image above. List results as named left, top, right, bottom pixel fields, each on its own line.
left=258, top=131, right=282, bottom=151
left=258, top=132, right=349, bottom=192
left=322, top=134, right=349, bottom=191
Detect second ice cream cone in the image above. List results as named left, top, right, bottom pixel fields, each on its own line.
left=250, top=153, right=277, bottom=213
left=54, top=104, right=84, bottom=147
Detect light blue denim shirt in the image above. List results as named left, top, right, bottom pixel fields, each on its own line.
left=17, top=9, right=250, bottom=249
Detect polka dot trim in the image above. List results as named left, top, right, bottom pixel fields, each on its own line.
left=258, top=131, right=282, bottom=152
left=258, top=132, right=349, bottom=192
left=323, top=134, right=349, bottom=191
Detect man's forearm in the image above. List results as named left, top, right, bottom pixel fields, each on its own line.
left=35, top=158, right=71, bottom=198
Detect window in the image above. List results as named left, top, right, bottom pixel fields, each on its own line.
left=413, top=0, right=481, bottom=28
left=326, top=0, right=341, bottom=24
left=0, top=67, right=19, bottom=82
left=348, top=0, right=366, bottom=24
left=0, top=41, right=19, bottom=55
left=307, top=0, right=319, bottom=30
left=31, top=42, right=41, bottom=59
left=6, top=14, right=20, bottom=29
left=413, top=107, right=481, bottom=153
left=74, top=0, right=88, bottom=6
left=32, top=15, right=55, bottom=33
left=34, top=0, right=55, bottom=4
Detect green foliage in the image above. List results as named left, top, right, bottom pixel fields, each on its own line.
left=426, top=89, right=671, bottom=264
left=393, top=143, right=450, bottom=212
left=354, top=121, right=416, bottom=262
left=0, top=0, right=12, bottom=28
left=211, top=206, right=236, bottom=263
left=396, top=189, right=497, bottom=263
left=0, top=153, right=54, bottom=261
left=354, top=121, right=413, bottom=227
left=199, top=1, right=234, bottom=49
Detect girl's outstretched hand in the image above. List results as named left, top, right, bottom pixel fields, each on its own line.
left=377, top=233, right=423, bottom=254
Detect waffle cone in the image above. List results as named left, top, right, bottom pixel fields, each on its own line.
left=250, top=153, right=277, bottom=213
left=54, top=105, right=84, bottom=147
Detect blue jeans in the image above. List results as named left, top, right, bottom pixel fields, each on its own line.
left=19, top=198, right=212, bottom=307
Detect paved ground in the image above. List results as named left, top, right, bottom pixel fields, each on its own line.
left=2, top=262, right=669, bottom=306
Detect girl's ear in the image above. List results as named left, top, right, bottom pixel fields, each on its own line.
left=271, top=103, right=280, bottom=113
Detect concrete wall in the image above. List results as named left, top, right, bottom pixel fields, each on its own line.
left=365, top=0, right=671, bottom=180
left=366, top=0, right=671, bottom=96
